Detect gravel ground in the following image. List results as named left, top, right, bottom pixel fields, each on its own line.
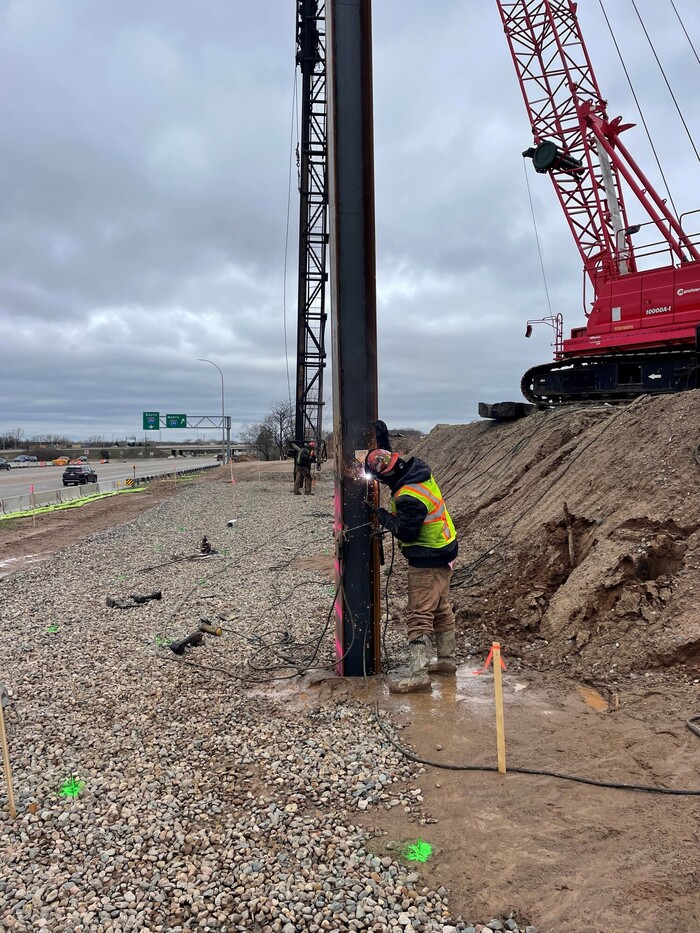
left=0, top=473, right=531, bottom=933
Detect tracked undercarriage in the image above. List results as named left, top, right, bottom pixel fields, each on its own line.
left=521, top=349, right=700, bottom=406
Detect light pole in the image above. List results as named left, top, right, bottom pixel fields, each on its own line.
left=198, top=358, right=226, bottom=463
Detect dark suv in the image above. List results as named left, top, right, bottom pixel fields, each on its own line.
left=0, top=458, right=10, bottom=471
left=63, top=465, right=98, bottom=486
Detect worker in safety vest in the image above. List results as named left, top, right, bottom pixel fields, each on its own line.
left=365, top=448, right=458, bottom=693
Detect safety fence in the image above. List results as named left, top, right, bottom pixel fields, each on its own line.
left=0, top=464, right=219, bottom=516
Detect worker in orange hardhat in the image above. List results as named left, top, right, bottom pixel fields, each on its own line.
left=365, top=447, right=458, bottom=693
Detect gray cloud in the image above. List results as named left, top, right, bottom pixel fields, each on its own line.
left=1, top=0, right=698, bottom=439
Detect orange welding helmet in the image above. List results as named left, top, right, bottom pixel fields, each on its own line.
left=365, top=448, right=399, bottom=476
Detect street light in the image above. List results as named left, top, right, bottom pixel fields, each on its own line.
left=198, top=358, right=227, bottom=463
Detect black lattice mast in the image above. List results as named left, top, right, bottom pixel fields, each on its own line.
left=295, top=0, right=328, bottom=445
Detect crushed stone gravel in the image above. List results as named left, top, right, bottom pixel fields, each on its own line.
left=0, top=473, right=532, bottom=932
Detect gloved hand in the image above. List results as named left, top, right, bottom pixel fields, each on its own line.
left=364, top=498, right=380, bottom=514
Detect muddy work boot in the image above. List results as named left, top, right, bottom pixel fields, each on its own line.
left=389, top=636, right=432, bottom=693
left=429, top=629, right=457, bottom=674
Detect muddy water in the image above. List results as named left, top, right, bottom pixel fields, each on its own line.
left=575, top=683, right=609, bottom=711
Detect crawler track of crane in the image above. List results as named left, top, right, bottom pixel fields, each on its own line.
left=521, top=348, right=700, bottom=406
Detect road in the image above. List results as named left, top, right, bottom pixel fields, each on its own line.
left=0, top=459, right=219, bottom=498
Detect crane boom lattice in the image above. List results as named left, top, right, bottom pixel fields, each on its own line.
left=497, top=0, right=636, bottom=286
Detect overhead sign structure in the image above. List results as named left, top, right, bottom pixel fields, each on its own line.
left=139, top=412, right=232, bottom=463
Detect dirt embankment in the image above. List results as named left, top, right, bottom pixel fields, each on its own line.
left=414, top=391, right=700, bottom=685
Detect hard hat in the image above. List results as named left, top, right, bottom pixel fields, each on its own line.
left=365, top=448, right=399, bottom=476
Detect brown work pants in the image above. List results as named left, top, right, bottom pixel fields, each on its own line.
left=405, top=565, right=455, bottom=642
left=294, top=465, right=312, bottom=495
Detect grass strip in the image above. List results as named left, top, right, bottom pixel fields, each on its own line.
left=0, top=487, right=146, bottom=521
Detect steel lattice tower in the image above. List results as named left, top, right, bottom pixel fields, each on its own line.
left=295, top=0, right=328, bottom=445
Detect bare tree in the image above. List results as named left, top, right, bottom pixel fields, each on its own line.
left=264, top=400, right=294, bottom=459
left=239, top=421, right=276, bottom=460
left=28, top=433, right=71, bottom=446
left=0, top=427, right=25, bottom=449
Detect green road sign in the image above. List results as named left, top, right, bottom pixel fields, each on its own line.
left=166, top=413, right=187, bottom=428
left=143, top=411, right=160, bottom=430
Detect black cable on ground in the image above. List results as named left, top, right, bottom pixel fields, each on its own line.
left=158, top=464, right=700, bottom=797
left=687, top=716, right=700, bottom=739
left=375, top=703, right=700, bottom=797
left=450, top=399, right=643, bottom=589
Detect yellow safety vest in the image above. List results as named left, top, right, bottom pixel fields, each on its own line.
left=391, top=475, right=456, bottom=551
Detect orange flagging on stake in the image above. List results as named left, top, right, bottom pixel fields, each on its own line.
left=472, top=643, right=507, bottom=675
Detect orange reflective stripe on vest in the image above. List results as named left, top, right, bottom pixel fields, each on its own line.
left=391, top=476, right=456, bottom=550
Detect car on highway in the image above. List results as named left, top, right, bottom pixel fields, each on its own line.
left=0, top=458, right=10, bottom=471
left=62, top=465, right=98, bottom=486
left=53, top=457, right=70, bottom=466
left=13, top=455, right=38, bottom=464
left=71, top=456, right=89, bottom=463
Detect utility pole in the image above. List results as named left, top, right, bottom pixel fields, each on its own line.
left=327, top=0, right=380, bottom=677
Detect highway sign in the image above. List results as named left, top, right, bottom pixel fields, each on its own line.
left=143, top=411, right=160, bottom=430
left=166, top=413, right=187, bottom=428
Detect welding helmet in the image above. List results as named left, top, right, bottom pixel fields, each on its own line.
left=365, top=448, right=399, bottom=477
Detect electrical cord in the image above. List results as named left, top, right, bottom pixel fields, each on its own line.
left=374, top=703, right=700, bottom=796
left=155, top=466, right=700, bottom=796
left=450, top=400, right=642, bottom=589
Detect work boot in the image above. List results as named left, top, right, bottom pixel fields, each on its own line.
left=429, top=629, right=457, bottom=674
left=388, top=636, right=431, bottom=693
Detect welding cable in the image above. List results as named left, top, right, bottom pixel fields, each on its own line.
left=374, top=703, right=700, bottom=796
left=163, top=512, right=332, bottom=629
left=243, top=576, right=362, bottom=681
left=449, top=400, right=642, bottom=590
left=444, top=404, right=583, bottom=500
left=137, top=552, right=224, bottom=574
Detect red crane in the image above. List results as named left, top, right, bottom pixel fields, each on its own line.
left=497, top=0, right=700, bottom=404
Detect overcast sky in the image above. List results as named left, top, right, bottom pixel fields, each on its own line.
left=1, top=0, right=699, bottom=441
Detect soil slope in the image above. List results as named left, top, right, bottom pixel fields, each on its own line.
left=411, top=391, right=700, bottom=686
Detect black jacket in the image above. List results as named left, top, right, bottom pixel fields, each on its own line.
left=375, top=457, right=458, bottom=568
left=294, top=444, right=312, bottom=468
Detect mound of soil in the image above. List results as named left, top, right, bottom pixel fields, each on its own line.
left=414, top=391, right=700, bottom=686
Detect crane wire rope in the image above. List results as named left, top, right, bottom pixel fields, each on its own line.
left=628, top=0, right=700, bottom=164
left=669, top=0, right=700, bottom=67
left=596, top=0, right=681, bottom=219
left=522, top=160, right=553, bottom=317
left=282, top=68, right=301, bottom=409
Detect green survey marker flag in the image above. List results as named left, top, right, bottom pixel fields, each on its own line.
left=403, top=839, right=433, bottom=863
left=59, top=776, right=86, bottom=798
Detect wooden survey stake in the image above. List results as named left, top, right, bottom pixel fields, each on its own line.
left=0, top=694, right=17, bottom=818
left=492, top=642, right=507, bottom=774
